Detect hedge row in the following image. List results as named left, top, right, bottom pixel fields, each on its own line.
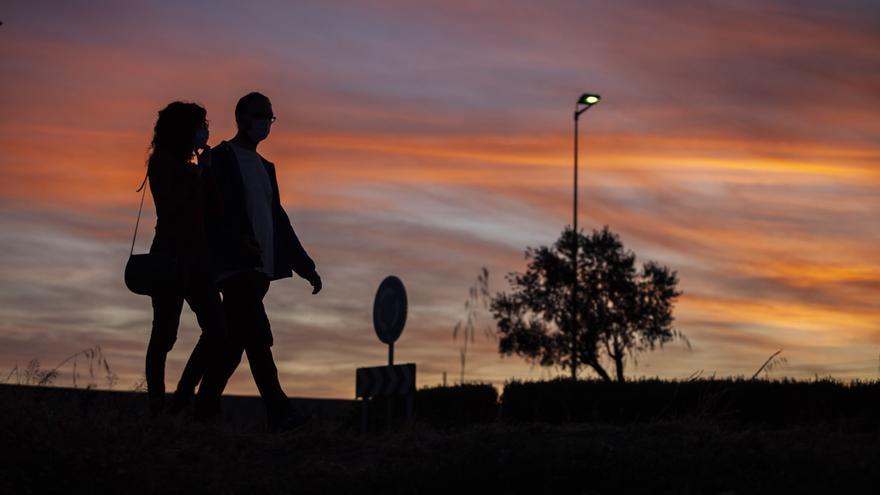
left=415, top=383, right=498, bottom=427
left=414, top=377, right=880, bottom=427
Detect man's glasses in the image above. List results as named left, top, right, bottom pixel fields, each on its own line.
left=252, top=114, right=277, bottom=123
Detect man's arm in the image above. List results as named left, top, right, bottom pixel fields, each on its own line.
left=265, top=161, right=321, bottom=293
left=277, top=204, right=321, bottom=294
left=276, top=204, right=316, bottom=277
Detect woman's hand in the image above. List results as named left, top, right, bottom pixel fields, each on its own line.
left=195, top=145, right=212, bottom=169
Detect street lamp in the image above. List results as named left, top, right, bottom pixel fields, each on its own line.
left=570, top=92, right=600, bottom=380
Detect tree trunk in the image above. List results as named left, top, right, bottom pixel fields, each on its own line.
left=614, top=352, right=625, bottom=382
left=587, top=358, right=612, bottom=382
left=569, top=306, right=577, bottom=380
left=568, top=321, right=577, bottom=380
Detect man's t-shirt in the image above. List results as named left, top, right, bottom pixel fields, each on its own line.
left=219, top=141, right=275, bottom=280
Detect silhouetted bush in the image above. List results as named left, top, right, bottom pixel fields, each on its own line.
left=500, top=377, right=880, bottom=427
left=416, top=383, right=499, bottom=427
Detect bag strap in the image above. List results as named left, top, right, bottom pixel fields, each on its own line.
left=129, top=168, right=149, bottom=256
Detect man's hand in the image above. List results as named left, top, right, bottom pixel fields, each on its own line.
left=305, top=270, right=322, bottom=295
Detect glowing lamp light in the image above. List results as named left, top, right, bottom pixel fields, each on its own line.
left=578, top=93, right=601, bottom=106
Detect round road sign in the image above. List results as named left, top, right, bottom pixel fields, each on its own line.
left=373, top=276, right=407, bottom=345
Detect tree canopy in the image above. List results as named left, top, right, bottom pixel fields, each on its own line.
left=490, top=225, right=687, bottom=381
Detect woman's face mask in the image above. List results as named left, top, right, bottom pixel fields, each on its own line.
left=192, top=127, right=209, bottom=149
left=245, top=119, right=271, bottom=143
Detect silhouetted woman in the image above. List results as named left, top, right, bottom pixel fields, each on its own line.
left=145, top=101, right=225, bottom=417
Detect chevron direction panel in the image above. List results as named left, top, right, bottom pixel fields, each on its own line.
left=356, top=363, right=416, bottom=398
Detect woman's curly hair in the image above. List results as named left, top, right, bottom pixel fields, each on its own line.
left=148, top=101, right=206, bottom=168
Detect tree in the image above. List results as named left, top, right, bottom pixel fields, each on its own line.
left=490, top=225, right=687, bottom=382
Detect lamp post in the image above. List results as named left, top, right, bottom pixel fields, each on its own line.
left=570, top=93, right=600, bottom=380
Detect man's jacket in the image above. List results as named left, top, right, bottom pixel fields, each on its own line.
left=205, top=140, right=316, bottom=282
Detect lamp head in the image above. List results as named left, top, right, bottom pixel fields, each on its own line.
left=578, top=93, right=601, bottom=106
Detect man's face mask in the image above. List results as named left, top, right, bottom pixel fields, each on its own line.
left=246, top=119, right=271, bottom=143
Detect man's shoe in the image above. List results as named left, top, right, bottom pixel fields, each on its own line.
left=148, top=394, right=165, bottom=419
left=268, top=412, right=313, bottom=433
left=167, top=390, right=193, bottom=416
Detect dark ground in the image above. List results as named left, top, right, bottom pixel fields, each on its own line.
left=1, top=384, right=878, bottom=494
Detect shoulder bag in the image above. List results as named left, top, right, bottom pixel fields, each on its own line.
left=124, top=170, right=179, bottom=296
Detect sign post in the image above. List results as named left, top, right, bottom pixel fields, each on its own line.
left=357, top=276, right=416, bottom=432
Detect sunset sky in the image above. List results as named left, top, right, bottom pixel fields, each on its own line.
left=1, top=0, right=878, bottom=398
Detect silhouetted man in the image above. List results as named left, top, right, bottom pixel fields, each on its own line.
left=194, top=92, right=322, bottom=431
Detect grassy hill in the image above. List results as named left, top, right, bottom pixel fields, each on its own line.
left=2, top=382, right=879, bottom=494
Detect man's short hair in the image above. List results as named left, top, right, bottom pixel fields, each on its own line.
left=235, top=92, right=271, bottom=122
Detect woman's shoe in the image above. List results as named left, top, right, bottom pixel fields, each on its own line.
left=167, top=389, right=193, bottom=415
